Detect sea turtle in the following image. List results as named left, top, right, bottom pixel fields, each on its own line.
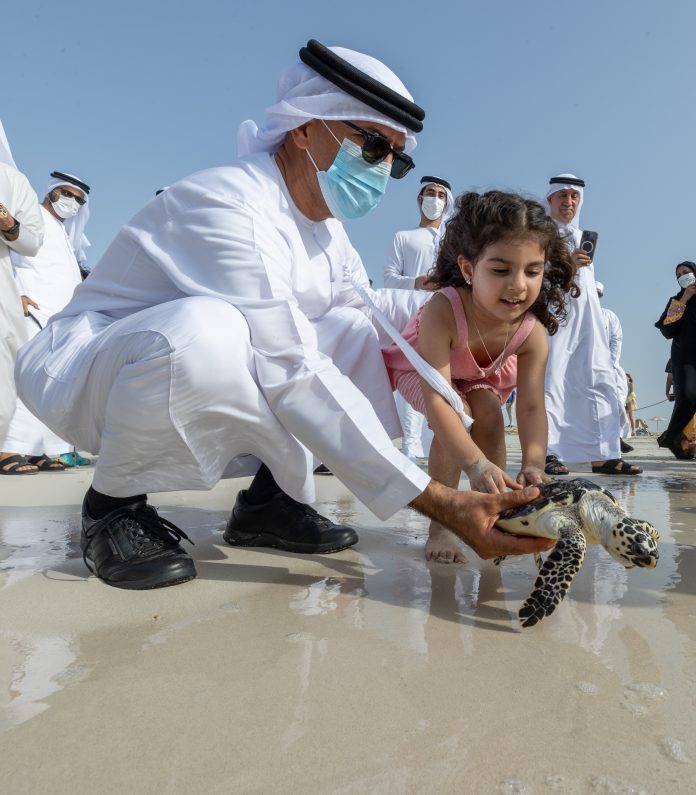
left=495, top=478, right=660, bottom=628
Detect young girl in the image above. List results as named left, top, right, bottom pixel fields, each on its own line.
left=383, top=191, right=577, bottom=562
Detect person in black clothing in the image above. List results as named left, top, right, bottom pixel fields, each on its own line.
left=655, top=261, right=696, bottom=459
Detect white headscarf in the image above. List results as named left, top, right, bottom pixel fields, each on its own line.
left=545, top=173, right=584, bottom=235
left=45, top=174, right=91, bottom=267
left=0, top=120, right=17, bottom=169
left=238, top=46, right=418, bottom=157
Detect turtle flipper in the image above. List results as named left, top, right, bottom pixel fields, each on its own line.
left=518, top=525, right=587, bottom=628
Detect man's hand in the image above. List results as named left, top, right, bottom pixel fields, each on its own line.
left=21, top=295, right=39, bottom=316
left=570, top=249, right=592, bottom=269
left=410, top=481, right=555, bottom=560
left=415, top=275, right=437, bottom=291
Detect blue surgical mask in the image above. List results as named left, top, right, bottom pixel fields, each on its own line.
left=307, top=124, right=390, bottom=221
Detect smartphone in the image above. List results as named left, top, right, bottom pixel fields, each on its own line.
left=579, top=230, right=598, bottom=261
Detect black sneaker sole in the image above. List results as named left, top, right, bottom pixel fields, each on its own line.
left=223, top=528, right=357, bottom=555
left=84, top=559, right=198, bottom=590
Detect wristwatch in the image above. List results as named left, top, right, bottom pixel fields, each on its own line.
left=1, top=219, right=19, bottom=237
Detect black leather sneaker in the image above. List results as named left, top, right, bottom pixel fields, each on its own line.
left=81, top=498, right=197, bottom=589
left=223, top=489, right=358, bottom=554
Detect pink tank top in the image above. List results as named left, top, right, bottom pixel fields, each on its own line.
left=382, top=286, right=537, bottom=399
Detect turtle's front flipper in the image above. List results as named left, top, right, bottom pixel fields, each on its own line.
left=518, top=523, right=587, bottom=628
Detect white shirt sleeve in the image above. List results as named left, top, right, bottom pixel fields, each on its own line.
left=384, top=233, right=415, bottom=290
left=1, top=169, right=44, bottom=257
left=149, top=199, right=428, bottom=517
left=606, top=310, right=623, bottom=365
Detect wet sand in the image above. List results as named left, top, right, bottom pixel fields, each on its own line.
left=1, top=435, right=695, bottom=793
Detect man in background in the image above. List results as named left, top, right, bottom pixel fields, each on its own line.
left=384, top=175, right=453, bottom=461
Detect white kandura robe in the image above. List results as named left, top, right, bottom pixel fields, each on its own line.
left=602, top=305, right=630, bottom=436
left=3, top=208, right=82, bottom=456
left=16, top=153, right=429, bottom=517
left=544, top=227, right=621, bottom=462
left=0, top=164, right=43, bottom=441
left=383, top=226, right=439, bottom=458
left=383, top=226, right=441, bottom=290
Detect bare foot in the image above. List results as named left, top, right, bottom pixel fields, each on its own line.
left=425, top=523, right=468, bottom=564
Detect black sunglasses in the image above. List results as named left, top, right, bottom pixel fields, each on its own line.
left=343, top=121, right=415, bottom=180
left=57, top=188, right=86, bottom=206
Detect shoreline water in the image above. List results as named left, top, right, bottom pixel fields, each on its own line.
left=1, top=435, right=694, bottom=793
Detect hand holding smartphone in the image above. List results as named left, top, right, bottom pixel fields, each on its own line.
left=579, top=230, right=598, bottom=261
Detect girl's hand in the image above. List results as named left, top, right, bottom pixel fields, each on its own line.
left=516, top=465, right=549, bottom=487
left=466, top=459, right=523, bottom=494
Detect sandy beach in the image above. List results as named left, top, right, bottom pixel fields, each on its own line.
left=1, top=434, right=695, bottom=794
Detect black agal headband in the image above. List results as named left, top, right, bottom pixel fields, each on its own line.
left=299, top=39, right=425, bottom=133
left=50, top=171, right=90, bottom=194
left=549, top=176, right=585, bottom=188
left=420, top=175, right=451, bottom=191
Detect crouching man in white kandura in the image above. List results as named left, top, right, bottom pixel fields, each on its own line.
left=16, top=39, right=552, bottom=590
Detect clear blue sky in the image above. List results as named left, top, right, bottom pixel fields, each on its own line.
left=5, top=0, right=695, bottom=424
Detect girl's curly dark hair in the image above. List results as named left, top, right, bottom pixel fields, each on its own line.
left=429, top=190, right=579, bottom=334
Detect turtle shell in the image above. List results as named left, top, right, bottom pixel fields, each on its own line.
left=495, top=478, right=616, bottom=536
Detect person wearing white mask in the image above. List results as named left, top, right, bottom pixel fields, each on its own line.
left=16, top=40, right=550, bottom=590
left=0, top=172, right=89, bottom=474
left=543, top=174, right=640, bottom=477
left=0, top=122, right=44, bottom=473
left=655, top=261, right=696, bottom=459
left=384, top=175, right=453, bottom=291
left=384, top=175, right=453, bottom=461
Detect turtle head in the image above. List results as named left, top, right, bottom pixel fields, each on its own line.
left=605, top=518, right=659, bottom=569
left=578, top=493, right=659, bottom=569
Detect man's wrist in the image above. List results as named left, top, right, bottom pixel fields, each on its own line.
left=1, top=219, right=20, bottom=237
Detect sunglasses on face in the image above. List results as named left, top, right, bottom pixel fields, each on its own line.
left=343, top=121, right=415, bottom=180
left=57, top=188, right=86, bottom=206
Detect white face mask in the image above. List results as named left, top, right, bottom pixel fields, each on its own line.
left=421, top=195, right=445, bottom=221
left=51, top=193, right=81, bottom=219
left=678, top=272, right=696, bottom=289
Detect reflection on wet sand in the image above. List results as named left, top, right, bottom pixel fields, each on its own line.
left=1, top=443, right=696, bottom=792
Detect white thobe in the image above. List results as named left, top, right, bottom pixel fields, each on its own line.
left=602, top=306, right=630, bottom=436
left=383, top=226, right=440, bottom=290
left=3, top=208, right=82, bottom=456
left=383, top=226, right=439, bottom=458
left=544, top=228, right=621, bottom=462
left=0, top=164, right=43, bottom=441
left=16, top=153, right=429, bottom=517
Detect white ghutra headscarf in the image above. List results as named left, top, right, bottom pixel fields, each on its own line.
left=545, top=173, right=584, bottom=248
left=237, top=46, right=418, bottom=157
left=45, top=173, right=91, bottom=267
left=0, top=120, right=17, bottom=169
